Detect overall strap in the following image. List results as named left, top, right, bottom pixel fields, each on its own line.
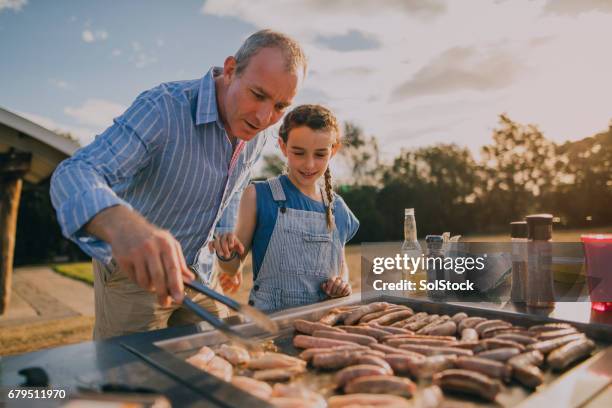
left=266, top=176, right=287, bottom=210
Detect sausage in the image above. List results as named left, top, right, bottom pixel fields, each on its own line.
left=414, top=385, right=444, bottom=408
left=328, top=393, right=412, bottom=408
left=451, top=312, right=469, bottom=324
left=455, top=356, right=512, bottom=382
left=482, top=327, right=534, bottom=338
left=384, top=353, right=427, bottom=375
left=344, top=375, right=416, bottom=397
left=231, top=376, right=273, bottom=400
left=253, top=364, right=306, bottom=382
left=528, top=322, right=574, bottom=333
left=393, top=312, right=428, bottom=327
left=318, top=309, right=344, bottom=326
left=312, top=330, right=377, bottom=346
left=409, top=355, right=458, bottom=379
left=537, top=328, right=579, bottom=341
left=338, top=325, right=391, bottom=341
left=448, top=341, right=481, bottom=350
left=461, top=328, right=478, bottom=342
left=185, top=346, right=215, bottom=370
left=495, top=333, right=537, bottom=345
left=547, top=338, right=595, bottom=371
left=457, top=316, right=487, bottom=332
left=433, top=369, right=502, bottom=401
left=477, top=347, right=521, bottom=362
left=216, top=344, right=250, bottom=366
left=416, top=315, right=451, bottom=334
left=475, top=338, right=526, bottom=353
left=526, top=333, right=586, bottom=354
left=367, top=323, right=414, bottom=335
left=204, top=356, right=233, bottom=381
left=419, top=320, right=457, bottom=337
left=293, top=334, right=357, bottom=349
left=298, top=345, right=367, bottom=361
left=270, top=384, right=326, bottom=407
left=334, top=364, right=390, bottom=388
left=507, top=350, right=544, bottom=367
left=384, top=334, right=457, bottom=342
left=248, top=353, right=306, bottom=370
left=311, top=350, right=391, bottom=372
left=399, top=344, right=473, bottom=357
left=474, top=319, right=512, bottom=336
left=511, top=364, right=543, bottom=388
left=386, top=338, right=455, bottom=348
left=370, top=309, right=415, bottom=326
left=370, top=343, right=426, bottom=357
left=360, top=306, right=408, bottom=324
left=294, top=319, right=345, bottom=335
left=344, top=302, right=389, bottom=326
left=406, top=315, right=440, bottom=331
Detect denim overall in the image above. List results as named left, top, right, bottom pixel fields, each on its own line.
left=248, top=176, right=343, bottom=313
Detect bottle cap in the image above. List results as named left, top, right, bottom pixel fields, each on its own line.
left=525, top=214, right=553, bottom=240
left=405, top=208, right=415, bottom=216
left=510, top=221, right=528, bottom=238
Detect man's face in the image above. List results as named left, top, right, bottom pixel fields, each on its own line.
left=221, top=48, right=303, bottom=141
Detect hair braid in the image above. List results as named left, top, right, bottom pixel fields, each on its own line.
left=324, top=166, right=335, bottom=231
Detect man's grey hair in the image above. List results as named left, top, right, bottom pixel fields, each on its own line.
left=234, top=29, right=307, bottom=77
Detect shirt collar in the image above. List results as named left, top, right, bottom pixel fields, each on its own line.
left=196, top=67, right=224, bottom=127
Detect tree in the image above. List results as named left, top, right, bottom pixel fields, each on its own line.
left=338, top=122, right=381, bottom=186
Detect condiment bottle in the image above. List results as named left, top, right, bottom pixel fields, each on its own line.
left=510, top=221, right=528, bottom=303
left=525, top=214, right=555, bottom=308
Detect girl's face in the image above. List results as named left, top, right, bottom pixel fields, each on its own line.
left=279, top=126, right=339, bottom=187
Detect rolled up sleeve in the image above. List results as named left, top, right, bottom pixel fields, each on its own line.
left=50, top=94, right=166, bottom=261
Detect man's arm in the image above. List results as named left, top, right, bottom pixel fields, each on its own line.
left=50, top=93, right=193, bottom=305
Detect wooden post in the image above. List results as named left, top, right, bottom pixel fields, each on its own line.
left=0, top=151, right=31, bottom=315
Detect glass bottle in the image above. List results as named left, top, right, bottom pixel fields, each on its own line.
left=510, top=221, right=528, bottom=303
left=425, top=235, right=445, bottom=299
left=526, top=214, right=555, bottom=308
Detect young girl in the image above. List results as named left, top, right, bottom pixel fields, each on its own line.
left=208, top=104, right=359, bottom=313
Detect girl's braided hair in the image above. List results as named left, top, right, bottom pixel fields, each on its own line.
left=279, top=104, right=340, bottom=230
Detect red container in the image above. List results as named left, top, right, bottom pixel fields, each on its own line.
left=581, top=234, right=612, bottom=312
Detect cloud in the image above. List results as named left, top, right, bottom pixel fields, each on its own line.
left=64, top=99, right=126, bottom=128
left=315, top=30, right=382, bottom=52
left=111, top=48, right=121, bottom=57
left=391, top=46, right=521, bottom=100
left=0, top=0, right=26, bottom=13
left=128, top=41, right=157, bottom=68
left=543, top=0, right=612, bottom=15
left=82, top=29, right=108, bottom=43
left=18, top=111, right=95, bottom=146
left=49, top=78, right=73, bottom=90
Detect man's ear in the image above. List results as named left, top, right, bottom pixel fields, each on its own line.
left=278, top=136, right=288, bottom=157
left=223, top=56, right=237, bottom=84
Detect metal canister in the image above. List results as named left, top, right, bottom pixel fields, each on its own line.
left=525, top=214, right=555, bottom=308
left=510, top=221, right=528, bottom=303
left=425, top=235, right=445, bottom=299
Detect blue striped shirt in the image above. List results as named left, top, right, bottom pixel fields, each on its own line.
left=50, top=67, right=269, bottom=283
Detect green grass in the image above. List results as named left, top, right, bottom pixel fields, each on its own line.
left=52, top=262, right=94, bottom=286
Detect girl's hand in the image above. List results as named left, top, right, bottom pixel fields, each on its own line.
left=208, top=232, right=245, bottom=259
left=219, top=270, right=242, bottom=294
left=321, top=276, right=352, bottom=298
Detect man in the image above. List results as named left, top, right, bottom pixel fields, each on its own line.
left=50, top=30, right=306, bottom=339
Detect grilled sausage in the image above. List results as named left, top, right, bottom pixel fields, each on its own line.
left=253, top=365, right=306, bottom=382
left=370, top=343, right=426, bottom=357
left=416, top=315, right=451, bottom=334
left=507, top=350, right=545, bottom=367
left=455, top=356, right=512, bottom=382
left=312, top=330, right=377, bottom=346
left=402, top=311, right=429, bottom=324
left=383, top=353, right=427, bottom=375
left=511, top=364, right=543, bottom=388
left=537, top=328, right=578, bottom=341
left=410, top=355, right=458, bottom=379
left=294, top=319, right=345, bottom=335
left=419, top=320, right=457, bottom=337
left=312, top=351, right=391, bottom=372
left=231, top=376, right=273, bottom=400
left=204, top=356, right=233, bottom=381
left=384, top=334, right=457, bottom=342
left=293, top=334, right=357, bottom=349
left=344, top=302, right=389, bottom=325
left=433, top=369, right=502, bottom=401
left=367, top=323, right=414, bottom=335
left=477, top=347, right=521, bottom=362
left=386, top=338, right=455, bottom=348
left=482, top=327, right=534, bottom=338
left=360, top=306, right=408, bottom=324
left=344, top=375, right=416, bottom=397
left=399, top=344, right=473, bottom=357
left=370, top=309, right=415, bottom=326
left=406, top=315, right=440, bottom=331
left=186, top=346, right=215, bottom=369
left=414, top=385, right=444, bottom=408
left=328, top=393, right=412, bottom=408
left=528, top=323, right=574, bottom=333
left=474, top=319, right=512, bottom=336
left=461, top=328, right=478, bottom=342
left=495, top=333, right=537, bottom=345
left=335, top=364, right=390, bottom=388
left=458, top=316, right=487, bottom=332
left=298, top=345, right=367, bottom=361
left=451, top=312, right=469, bottom=324
left=475, top=338, right=526, bottom=352
left=526, top=333, right=586, bottom=354
left=448, top=341, right=481, bottom=350
left=337, top=325, right=390, bottom=341
left=270, top=384, right=326, bottom=408
left=318, top=309, right=345, bottom=326
left=248, top=353, right=306, bottom=370
left=547, top=338, right=595, bottom=371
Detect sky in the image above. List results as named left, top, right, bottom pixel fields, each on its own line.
left=1, top=0, right=612, bottom=161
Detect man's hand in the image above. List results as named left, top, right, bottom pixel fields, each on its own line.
left=208, top=232, right=245, bottom=259
left=86, top=206, right=195, bottom=306
left=321, top=276, right=352, bottom=298
left=219, top=270, right=242, bottom=294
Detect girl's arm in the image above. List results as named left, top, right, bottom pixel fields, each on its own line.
left=210, top=184, right=258, bottom=276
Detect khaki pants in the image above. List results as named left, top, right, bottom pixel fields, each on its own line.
left=93, top=259, right=228, bottom=340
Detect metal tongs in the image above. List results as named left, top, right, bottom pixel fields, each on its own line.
left=182, top=279, right=278, bottom=348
